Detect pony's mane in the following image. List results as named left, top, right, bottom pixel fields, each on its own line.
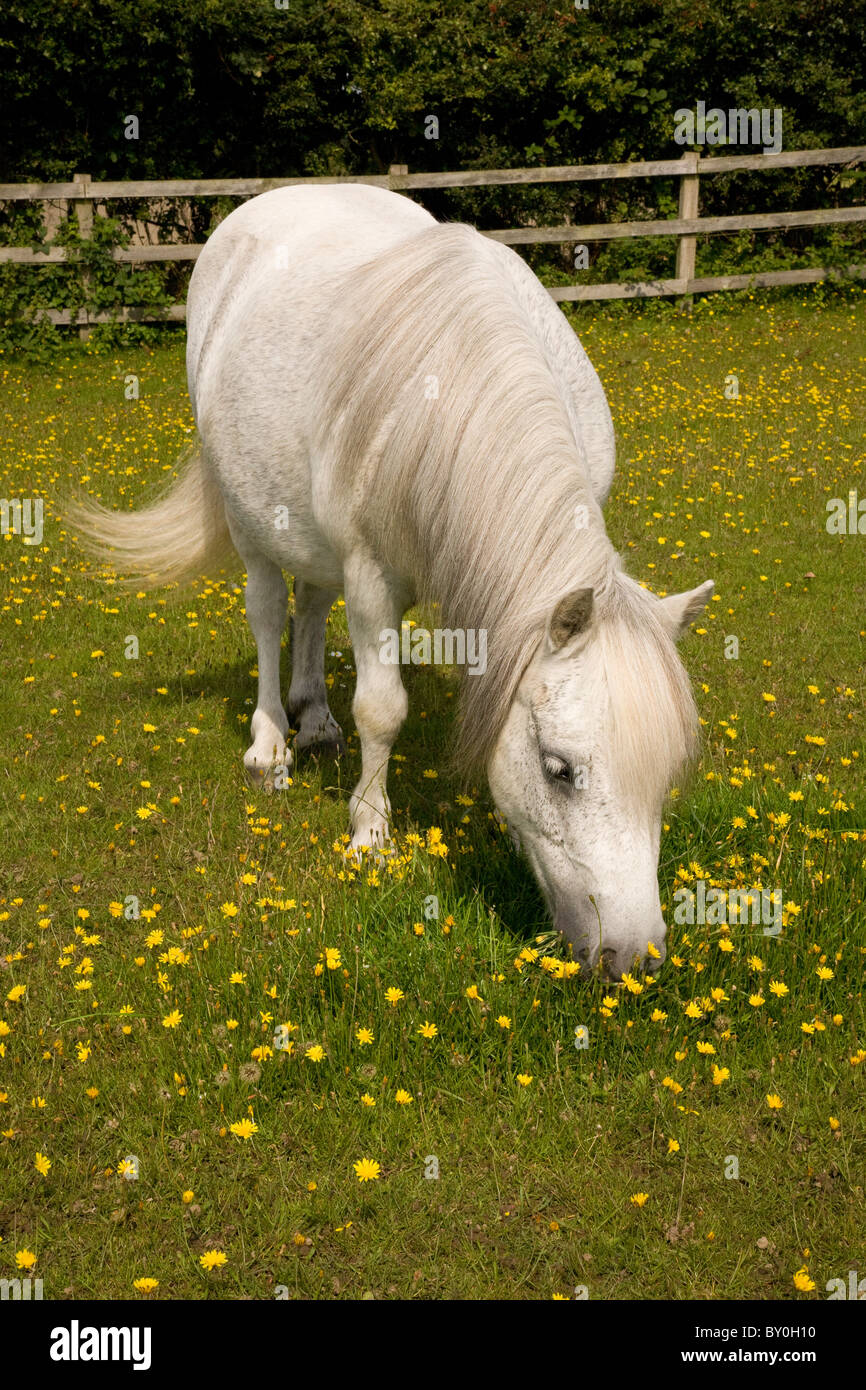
left=592, top=576, right=700, bottom=814
left=315, top=221, right=698, bottom=805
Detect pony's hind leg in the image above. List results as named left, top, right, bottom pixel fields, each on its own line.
left=286, top=579, right=345, bottom=758
left=231, top=528, right=291, bottom=787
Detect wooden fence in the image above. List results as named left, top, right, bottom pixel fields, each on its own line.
left=2, top=145, right=865, bottom=327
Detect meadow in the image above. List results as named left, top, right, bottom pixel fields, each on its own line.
left=1, top=285, right=864, bottom=1300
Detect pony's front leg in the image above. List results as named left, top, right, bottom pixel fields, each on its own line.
left=344, top=555, right=409, bottom=853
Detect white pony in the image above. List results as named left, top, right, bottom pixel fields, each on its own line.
left=69, top=184, right=713, bottom=979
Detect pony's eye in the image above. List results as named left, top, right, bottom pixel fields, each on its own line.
left=542, top=754, right=571, bottom=783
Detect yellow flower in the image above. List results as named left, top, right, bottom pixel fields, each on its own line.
left=182, top=1190, right=194, bottom=1203
left=6, top=985, right=25, bottom=1003
left=199, top=1250, right=228, bottom=1270
left=793, top=1267, right=815, bottom=1292
left=305, top=1044, right=325, bottom=1062
left=816, top=966, right=834, bottom=981
left=417, top=1021, right=438, bottom=1039
left=828, top=1117, right=840, bottom=1131
left=496, top=1015, right=511, bottom=1030
left=766, top=1094, right=783, bottom=1110
left=15, top=1249, right=37, bottom=1270
left=516, top=1073, right=533, bottom=1086
left=133, top=1278, right=159, bottom=1293
left=161, top=1009, right=182, bottom=1028
left=360, top=1093, right=376, bottom=1107
left=711, top=1066, right=730, bottom=1086
left=749, top=993, right=765, bottom=1007
left=353, top=1157, right=381, bottom=1182
left=385, top=987, right=404, bottom=1007
left=667, top=1138, right=680, bottom=1154
left=394, top=1089, right=413, bottom=1105
left=630, top=1192, right=649, bottom=1207
left=229, top=1119, right=258, bottom=1139
left=769, top=980, right=789, bottom=997
left=355, top=1027, right=374, bottom=1046
left=34, top=1152, right=51, bottom=1176
left=325, top=947, right=342, bottom=971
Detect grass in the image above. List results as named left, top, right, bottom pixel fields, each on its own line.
left=1, top=285, right=864, bottom=1301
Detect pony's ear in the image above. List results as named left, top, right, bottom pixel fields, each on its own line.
left=546, top=588, right=594, bottom=654
left=657, top=579, right=714, bottom=639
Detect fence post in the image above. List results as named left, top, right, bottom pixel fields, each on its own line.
left=388, top=163, right=409, bottom=190
left=675, top=151, right=700, bottom=306
left=73, top=171, right=93, bottom=339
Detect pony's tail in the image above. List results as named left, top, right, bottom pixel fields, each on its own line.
left=64, top=443, right=237, bottom=589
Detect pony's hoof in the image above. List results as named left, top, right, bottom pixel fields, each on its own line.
left=243, top=751, right=292, bottom=792
left=292, top=712, right=346, bottom=760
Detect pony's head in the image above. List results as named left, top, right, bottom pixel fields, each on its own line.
left=487, top=577, right=713, bottom=980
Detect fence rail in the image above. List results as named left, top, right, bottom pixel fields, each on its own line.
left=2, top=146, right=865, bottom=325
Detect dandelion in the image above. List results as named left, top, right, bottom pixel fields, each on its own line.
left=229, top=1118, right=258, bottom=1139
left=667, top=1138, right=680, bottom=1154
left=769, top=980, right=789, bottom=998
left=385, top=987, right=404, bottom=1007
left=394, top=1089, right=413, bottom=1105
left=161, top=1009, right=182, bottom=1028
left=199, top=1250, right=228, bottom=1270
left=305, top=1044, right=324, bottom=1063
left=516, top=1074, right=533, bottom=1087
left=793, top=1267, right=815, bottom=1292
left=417, top=1021, right=438, bottom=1039
left=711, top=1066, right=730, bottom=1086
left=15, top=1249, right=37, bottom=1270
left=630, top=1192, right=649, bottom=1207
left=355, top=1027, right=374, bottom=1046
left=353, top=1157, right=381, bottom=1182
left=34, top=1151, right=51, bottom=1176
left=766, top=1094, right=783, bottom=1110
left=133, top=1278, right=159, bottom=1293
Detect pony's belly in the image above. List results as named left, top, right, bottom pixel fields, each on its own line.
left=217, top=472, right=344, bottom=589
